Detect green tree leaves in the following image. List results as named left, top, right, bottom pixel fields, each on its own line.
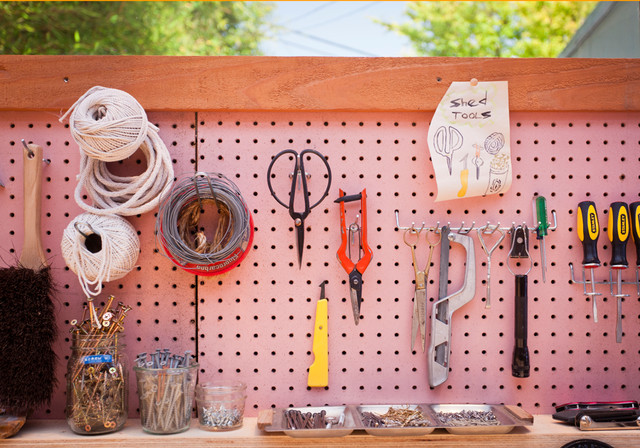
left=377, top=1, right=596, bottom=57
left=0, top=1, right=273, bottom=55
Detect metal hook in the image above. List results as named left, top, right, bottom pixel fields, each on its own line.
left=21, top=139, right=35, bottom=158
left=457, top=221, right=475, bottom=234
left=193, top=172, right=221, bottom=213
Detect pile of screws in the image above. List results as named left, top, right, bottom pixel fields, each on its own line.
left=362, top=406, right=431, bottom=428
left=69, top=295, right=131, bottom=337
left=67, top=296, right=130, bottom=434
left=434, top=409, right=500, bottom=426
left=200, top=405, right=243, bottom=429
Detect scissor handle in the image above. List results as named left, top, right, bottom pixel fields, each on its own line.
left=403, top=225, right=423, bottom=248
left=299, top=149, right=332, bottom=210
left=425, top=228, right=442, bottom=248
left=266, top=149, right=298, bottom=210
left=266, top=149, right=332, bottom=217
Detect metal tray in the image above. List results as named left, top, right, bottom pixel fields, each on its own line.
left=261, top=406, right=357, bottom=438
left=353, top=404, right=436, bottom=436
left=429, top=404, right=531, bottom=435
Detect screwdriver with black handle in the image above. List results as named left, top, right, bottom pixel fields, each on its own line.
left=577, top=201, right=601, bottom=322
left=607, top=202, right=630, bottom=343
left=630, top=202, right=640, bottom=297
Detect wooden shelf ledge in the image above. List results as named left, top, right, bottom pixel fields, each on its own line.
left=3, top=415, right=640, bottom=447
left=1, top=56, right=639, bottom=112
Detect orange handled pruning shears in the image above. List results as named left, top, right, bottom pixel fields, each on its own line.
left=335, top=189, right=373, bottom=325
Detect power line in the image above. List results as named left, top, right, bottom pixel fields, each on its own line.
left=279, top=38, right=335, bottom=56
left=305, top=2, right=378, bottom=30
left=282, top=2, right=337, bottom=25
left=289, top=29, right=378, bottom=57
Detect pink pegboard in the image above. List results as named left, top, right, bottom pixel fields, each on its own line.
left=0, top=110, right=639, bottom=420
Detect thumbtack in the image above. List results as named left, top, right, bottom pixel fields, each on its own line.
left=470, top=78, right=479, bottom=86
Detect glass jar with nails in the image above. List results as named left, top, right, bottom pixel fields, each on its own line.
left=195, top=381, right=247, bottom=431
left=134, top=351, right=198, bottom=434
left=66, top=332, right=128, bottom=435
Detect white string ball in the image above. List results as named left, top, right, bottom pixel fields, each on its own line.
left=61, top=213, right=140, bottom=297
left=60, top=86, right=150, bottom=162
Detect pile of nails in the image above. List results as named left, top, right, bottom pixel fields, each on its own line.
left=284, top=409, right=337, bottom=430
left=135, top=349, right=195, bottom=369
left=434, top=409, right=499, bottom=426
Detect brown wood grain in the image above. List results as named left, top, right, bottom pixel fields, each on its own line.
left=1, top=56, right=639, bottom=112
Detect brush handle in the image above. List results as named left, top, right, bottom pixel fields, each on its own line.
left=19, top=144, right=47, bottom=270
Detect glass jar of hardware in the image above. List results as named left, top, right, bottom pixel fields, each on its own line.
left=66, top=333, right=128, bottom=435
left=195, top=381, right=247, bottom=431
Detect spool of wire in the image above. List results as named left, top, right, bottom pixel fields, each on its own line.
left=156, top=172, right=253, bottom=275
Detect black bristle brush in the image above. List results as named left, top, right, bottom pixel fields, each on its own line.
left=0, top=143, right=57, bottom=437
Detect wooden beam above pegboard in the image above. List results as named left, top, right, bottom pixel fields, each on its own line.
left=1, top=56, right=639, bottom=112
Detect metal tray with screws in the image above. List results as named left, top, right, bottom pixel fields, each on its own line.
left=260, top=406, right=357, bottom=438
left=354, top=404, right=436, bottom=436
left=429, top=404, right=533, bottom=435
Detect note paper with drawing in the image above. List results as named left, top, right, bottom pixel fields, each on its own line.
left=428, top=81, right=511, bottom=202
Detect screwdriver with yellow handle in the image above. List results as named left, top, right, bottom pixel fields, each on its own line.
left=308, top=281, right=328, bottom=387
left=607, top=202, right=630, bottom=343
left=577, top=201, right=601, bottom=322
left=457, top=153, right=469, bottom=198
left=630, top=202, right=640, bottom=297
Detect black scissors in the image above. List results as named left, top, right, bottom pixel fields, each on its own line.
left=267, top=149, right=332, bottom=268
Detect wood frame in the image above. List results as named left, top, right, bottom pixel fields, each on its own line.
left=1, top=56, right=639, bottom=112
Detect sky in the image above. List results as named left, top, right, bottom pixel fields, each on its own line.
left=260, top=1, right=413, bottom=57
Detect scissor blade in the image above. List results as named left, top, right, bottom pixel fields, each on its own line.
left=415, top=288, right=427, bottom=352
left=350, top=287, right=360, bottom=325
left=411, top=292, right=419, bottom=351
left=295, top=224, right=304, bottom=269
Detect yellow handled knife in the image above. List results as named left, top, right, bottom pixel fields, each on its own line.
left=308, top=281, right=328, bottom=387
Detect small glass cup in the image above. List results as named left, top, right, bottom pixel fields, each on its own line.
left=195, top=381, right=246, bottom=431
left=134, top=364, right=198, bottom=434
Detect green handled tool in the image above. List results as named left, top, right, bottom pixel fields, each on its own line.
left=630, top=202, right=640, bottom=297
left=534, top=195, right=549, bottom=283
left=577, top=201, right=601, bottom=322
left=607, top=202, right=630, bottom=343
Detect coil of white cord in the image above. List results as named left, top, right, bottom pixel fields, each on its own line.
left=61, top=213, right=140, bottom=297
left=60, top=86, right=174, bottom=216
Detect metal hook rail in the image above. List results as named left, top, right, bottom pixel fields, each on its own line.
left=393, top=209, right=558, bottom=235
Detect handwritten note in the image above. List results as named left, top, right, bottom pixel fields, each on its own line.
left=428, top=81, right=511, bottom=202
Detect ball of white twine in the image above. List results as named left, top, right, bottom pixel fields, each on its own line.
left=61, top=213, right=140, bottom=297
left=60, top=86, right=150, bottom=162
left=74, top=128, right=174, bottom=216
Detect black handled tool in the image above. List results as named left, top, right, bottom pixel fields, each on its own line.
left=630, top=202, right=640, bottom=297
left=577, top=201, right=601, bottom=322
left=607, top=202, right=629, bottom=343
left=508, top=225, right=531, bottom=378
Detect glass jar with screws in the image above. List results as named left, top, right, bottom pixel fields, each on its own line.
left=65, top=333, right=128, bottom=435
left=195, top=381, right=246, bottom=431
left=134, top=352, right=198, bottom=435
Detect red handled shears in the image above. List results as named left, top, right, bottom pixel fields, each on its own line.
left=336, top=189, right=372, bottom=325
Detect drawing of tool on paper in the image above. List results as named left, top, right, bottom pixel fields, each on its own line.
left=472, top=144, right=483, bottom=180
left=433, top=126, right=463, bottom=175
left=484, top=132, right=505, bottom=155
left=457, top=154, right=469, bottom=198
left=483, top=153, right=511, bottom=196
